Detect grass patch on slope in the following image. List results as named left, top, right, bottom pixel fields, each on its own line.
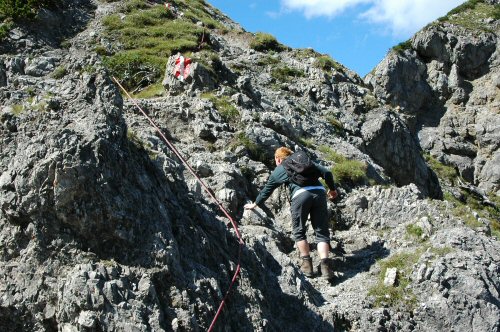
left=250, top=32, right=286, bottom=52
left=443, top=191, right=500, bottom=239
left=318, top=145, right=367, bottom=187
left=102, top=0, right=223, bottom=91
left=271, top=65, right=304, bottom=83
left=368, top=251, right=420, bottom=310
left=0, top=0, right=61, bottom=20
left=313, top=55, right=343, bottom=72
left=201, top=92, right=239, bottom=124
left=423, top=153, right=459, bottom=186
left=437, top=0, right=499, bottom=32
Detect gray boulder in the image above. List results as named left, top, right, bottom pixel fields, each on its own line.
left=361, top=108, right=441, bottom=198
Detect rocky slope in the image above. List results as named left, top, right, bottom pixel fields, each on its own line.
left=365, top=0, right=500, bottom=195
left=0, top=0, right=499, bottom=331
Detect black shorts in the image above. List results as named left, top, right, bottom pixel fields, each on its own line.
left=290, top=189, right=330, bottom=243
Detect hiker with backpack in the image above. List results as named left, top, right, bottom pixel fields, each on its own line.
left=244, top=147, right=338, bottom=279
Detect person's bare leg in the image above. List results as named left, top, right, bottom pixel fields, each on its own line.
left=317, top=242, right=330, bottom=259
left=297, top=240, right=310, bottom=257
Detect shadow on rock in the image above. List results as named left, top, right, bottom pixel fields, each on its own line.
left=330, top=240, right=389, bottom=285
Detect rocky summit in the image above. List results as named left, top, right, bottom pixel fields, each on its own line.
left=0, top=0, right=499, bottom=331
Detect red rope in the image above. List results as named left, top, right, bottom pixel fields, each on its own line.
left=112, top=77, right=244, bottom=331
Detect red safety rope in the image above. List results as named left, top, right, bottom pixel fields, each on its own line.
left=112, top=77, right=244, bottom=332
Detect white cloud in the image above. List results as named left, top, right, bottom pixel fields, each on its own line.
left=281, top=0, right=466, bottom=36
left=282, top=0, right=370, bottom=18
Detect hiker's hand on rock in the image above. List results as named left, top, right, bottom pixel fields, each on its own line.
left=244, top=203, right=257, bottom=210
left=328, top=189, right=338, bottom=201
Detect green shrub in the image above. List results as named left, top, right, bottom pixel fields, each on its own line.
left=50, top=65, right=67, bottom=79
left=257, top=55, right=280, bottom=66
left=123, top=0, right=150, bottom=13
left=313, top=55, right=341, bottom=71
left=325, top=115, right=344, bottom=132
left=250, top=32, right=284, bottom=52
left=103, top=51, right=164, bottom=91
left=406, top=224, right=424, bottom=241
left=333, top=159, right=367, bottom=186
left=392, top=40, right=412, bottom=54
left=202, top=93, right=239, bottom=124
left=271, top=66, right=304, bottom=82
left=299, top=137, right=314, bottom=148
left=294, top=48, right=321, bottom=59
left=0, top=0, right=61, bottom=20
left=363, top=94, right=379, bottom=110
left=319, top=145, right=367, bottom=186
left=94, top=45, right=108, bottom=56
left=0, top=20, right=12, bottom=40
left=11, top=104, right=24, bottom=116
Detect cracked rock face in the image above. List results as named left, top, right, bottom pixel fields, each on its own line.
left=365, top=17, right=500, bottom=194
left=0, top=0, right=499, bottom=331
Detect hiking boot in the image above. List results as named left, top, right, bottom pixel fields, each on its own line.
left=320, top=258, right=335, bottom=280
left=300, top=256, right=314, bottom=277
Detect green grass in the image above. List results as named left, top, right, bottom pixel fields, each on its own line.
left=0, top=20, right=12, bottom=40
left=294, top=48, right=321, bottom=59
left=11, top=104, right=24, bottom=116
left=0, top=0, right=61, bottom=20
left=319, top=145, right=367, bottom=187
left=257, top=55, right=280, bottom=66
left=488, top=194, right=500, bottom=239
left=368, top=251, right=421, bottom=310
left=461, top=191, right=500, bottom=239
left=132, top=82, right=164, bottom=99
left=318, top=145, right=346, bottom=164
left=437, top=1, right=499, bottom=32
left=363, top=94, right=379, bottom=110
left=231, top=132, right=269, bottom=164
left=51, top=65, right=67, bottom=79
left=201, top=93, right=239, bottom=124
left=271, top=66, right=304, bottom=82
left=102, top=0, right=216, bottom=91
left=406, top=224, right=424, bottom=241
left=313, top=55, right=342, bottom=71
left=443, top=191, right=485, bottom=229
left=429, top=246, right=454, bottom=257
left=392, top=40, right=412, bottom=54
left=298, top=137, right=315, bottom=148
left=250, top=32, right=285, bottom=52
left=190, top=49, right=221, bottom=79
left=127, top=129, right=158, bottom=160
left=334, top=160, right=368, bottom=186
left=424, top=153, right=458, bottom=185
left=325, top=115, right=344, bottom=132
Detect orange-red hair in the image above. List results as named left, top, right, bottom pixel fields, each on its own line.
left=275, top=147, right=293, bottom=159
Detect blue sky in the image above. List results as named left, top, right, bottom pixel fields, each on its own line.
left=206, top=0, right=466, bottom=77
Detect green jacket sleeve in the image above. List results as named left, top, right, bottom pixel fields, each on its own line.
left=254, top=165, right=288, bottom=206
left=315, top=163, right=336, bottom=190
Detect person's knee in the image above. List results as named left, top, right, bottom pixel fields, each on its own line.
left=315, top=232, right=330, bottom=244
left=293, top=231, right=307, bottom=242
